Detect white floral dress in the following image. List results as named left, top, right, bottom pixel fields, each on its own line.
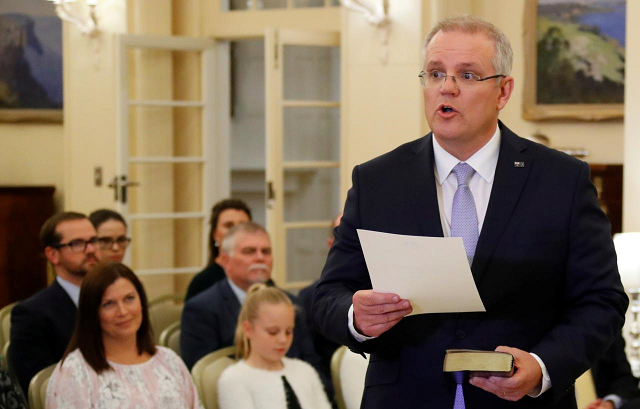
left=46, top=347, right=203, bottom=409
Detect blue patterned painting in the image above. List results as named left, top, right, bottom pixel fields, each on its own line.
left=0, top=0, right=62, bottom=113
left=536, top=0, right=625, bottom=104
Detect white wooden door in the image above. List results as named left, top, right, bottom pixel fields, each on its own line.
left=115, top=34, right=225, bottom=294
left=265, top=28, right=341, bottom=291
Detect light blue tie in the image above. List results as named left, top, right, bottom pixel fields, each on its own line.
left=451, top=162, right=479, bottom=266
left=453, top=371, right=466, bottom=409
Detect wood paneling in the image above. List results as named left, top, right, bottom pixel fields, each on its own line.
left=0, top=187, right=55, bottom=308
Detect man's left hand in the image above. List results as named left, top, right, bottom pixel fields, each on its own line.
left=469, top=346, right=543, bottom=401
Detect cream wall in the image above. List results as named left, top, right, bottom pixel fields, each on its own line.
left=0, top=124, right=64, bottom=209
left=341, top=2, right=424, bottom=195
left=623, top=0, right=640, bottom=231
left=62, top=23, right=119, bottom=213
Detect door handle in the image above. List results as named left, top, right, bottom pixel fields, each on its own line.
left=267, top=181, right=275, bottom=209
left=108, top=175, right=140, bottom=204
left=119, top=175, right=140, bottom=204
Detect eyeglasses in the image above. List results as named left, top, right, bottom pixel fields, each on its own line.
left=97, top=236, right=131, bottom=250
left=418, top=70, right=505, bottom=88
left=53, top=237, right=99, bottom=253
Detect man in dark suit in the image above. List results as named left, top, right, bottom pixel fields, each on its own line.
left=587, top=334, right=640, bottom=409
left=312, top=15, right=627, bottom=409
left=180, top=222, right=321, bottom=372
left=10, top=212, right=98, bottom=394
left=298, top=213, right=342, bottom=381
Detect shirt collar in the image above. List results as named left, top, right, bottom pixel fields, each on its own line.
left=433, top=125, right=501, bottom=185
left=227, top=278, right=247, bottom=305
left=56, top=276, right=80, bottom=307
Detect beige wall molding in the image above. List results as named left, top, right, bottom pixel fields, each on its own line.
left=340, top=0, right=390, bottom=63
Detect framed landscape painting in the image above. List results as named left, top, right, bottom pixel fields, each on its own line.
left=0, top=0, right=62, bottom=122
left=523, top=0, right=625, bottom=121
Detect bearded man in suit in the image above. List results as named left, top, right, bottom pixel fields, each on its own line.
left=10, top=212, right=98, bottom=394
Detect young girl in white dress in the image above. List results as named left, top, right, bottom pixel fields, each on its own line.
left=46, top=262, right=203, bottom=409
left=218, top=283, right=332, bottom=409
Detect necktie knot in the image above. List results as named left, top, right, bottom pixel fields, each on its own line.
left=452, top=163, right=475, bottom=187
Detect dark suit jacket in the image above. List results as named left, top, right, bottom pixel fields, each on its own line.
left=299, top=280, right=340, bottom=381
left=180, top=278, right=322, bottom=372
left=592, top=334, right=639, bottom=405
left=312, top=122, right=628, bottom=409
left=9, top=280, right=76, bottom=394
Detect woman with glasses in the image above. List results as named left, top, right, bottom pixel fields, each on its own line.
left=88, top=209, right=131, bottom=263
left=46, top=262, right=203, bottom=409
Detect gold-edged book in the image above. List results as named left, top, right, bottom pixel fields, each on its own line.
left=443, top=349, right=515, bottom=378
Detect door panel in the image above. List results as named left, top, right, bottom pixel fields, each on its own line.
left=116, top=35, right=219, bottom=298
left=265, top=28, right=340, bottom=290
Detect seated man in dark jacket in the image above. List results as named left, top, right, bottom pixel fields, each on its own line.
left=181, top=222, right=324, bottom=384
left=10, top=212, right=98, bottom=394
left=588, top=334, right=640, bottom=409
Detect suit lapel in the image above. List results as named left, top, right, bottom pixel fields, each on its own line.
left=403, top=134, right=444, bottom=238
left=219, top=279, right=241, bottom=322
left=472, top=123, right=532, bottom=282
left=50, top=281, right=78, bottom=339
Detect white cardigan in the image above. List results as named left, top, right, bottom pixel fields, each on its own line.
left=217, top=357, right=332, bottom=409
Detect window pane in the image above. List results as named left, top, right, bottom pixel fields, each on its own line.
left=283, top=106, right=339, bottom=162
left=286, top=227, right=332, bottom=282
left=284, top=168, right=340, bottom=222
left=230, top=40, right=267, bottom=227
left=293, top=0, right=325, bottom=7
left=128, top=162, right=202, bottom=214
left=262, top=0, right=287, bottom=9
left=283, top=45, right=339, bottom=101
left=127, top=49, right=201, bottom=101
left=129, top=217, right=203, bottom=270
left=128, top=106, right=202, bottom=157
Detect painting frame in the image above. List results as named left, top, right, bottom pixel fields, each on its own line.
left=0, top=0, right=63, bottom=123
left=522, top=0, right=624, bottom=121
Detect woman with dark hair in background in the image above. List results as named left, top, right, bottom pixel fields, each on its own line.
left=88, top=209, right=131, bottom=263
left=46, top=262, right=202, bottom=409
left=185, top=198, right=252, bottom=300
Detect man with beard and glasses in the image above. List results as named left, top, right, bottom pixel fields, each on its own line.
left=180, top=222, right=321, bottom=377
left=10, top=212, right=99, bottom=394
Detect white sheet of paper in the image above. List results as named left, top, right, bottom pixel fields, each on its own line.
left=357, top=229, right=485, bottom=315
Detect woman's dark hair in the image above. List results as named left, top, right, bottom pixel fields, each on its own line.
left=208, top=199, right=252, bottom=264
left=88, top=209, right=127, bottom=230
left=62, top=262, right=155, bottom=373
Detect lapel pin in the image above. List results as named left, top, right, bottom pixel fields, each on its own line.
left=514, top=162, right=525, bottom=168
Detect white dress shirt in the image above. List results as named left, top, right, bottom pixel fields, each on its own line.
left=56, top=276, right=80, bottom=306
left=227, top=278, right=247, bottom=305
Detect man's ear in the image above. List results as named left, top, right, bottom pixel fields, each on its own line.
left=219, top=252, right=230, bottom=270
left=44, top=246, right=60, bottom=265
left=496, top=76, right=514, bottom=111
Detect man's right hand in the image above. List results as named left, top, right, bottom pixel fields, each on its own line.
left=352, top=290, right=413, bottom=337
left=584, top=399, right=614, bottom=409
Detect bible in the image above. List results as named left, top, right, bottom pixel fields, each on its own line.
left=443, top=349, right=515, bottom=378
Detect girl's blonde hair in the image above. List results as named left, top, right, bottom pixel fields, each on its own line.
left=234, top=283, right=294, bottom=360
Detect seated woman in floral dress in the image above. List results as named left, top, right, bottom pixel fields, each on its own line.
left=46, top=262, right=203, bottom=409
